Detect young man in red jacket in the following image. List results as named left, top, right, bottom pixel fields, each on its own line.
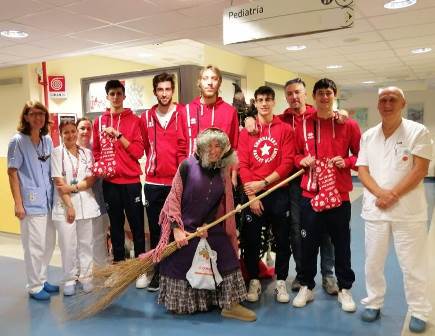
left=177, top=65, right=239, bottom=163
left=292, top=78, right=360, bottom=313
left=93, top=80, right=145, bottom=263
left=238, top=85, right=295, bottom=304
left=136, top=72, right=184, bottom=291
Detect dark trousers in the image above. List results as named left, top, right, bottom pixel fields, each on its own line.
left=144, top=183, right=171, bottom=252
left=300, top=197, right=355, bottom=290
left=242, top=187, right=291, bottom=281
left=103, top=181, right=145, bottom=262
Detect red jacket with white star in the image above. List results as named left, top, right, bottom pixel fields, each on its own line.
left=294, top=112, right=361, bottom=201
left=140, top=103, right=184, bottom=186
left=177, top=96, right=239, bottom=162
left=238, top=116, right=295, bottom=189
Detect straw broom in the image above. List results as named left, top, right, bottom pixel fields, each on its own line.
left=68, top=169, right=305, bottom=320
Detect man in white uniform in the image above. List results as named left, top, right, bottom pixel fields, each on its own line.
left=357, top=86, right=432, bottom=333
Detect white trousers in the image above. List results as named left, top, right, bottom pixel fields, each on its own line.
left=92, top=214, right=109, bottom=267
left=362, top=220, right=432, bottom=321
left=20, top=215, right=56, bottom=294
left=54, top=218, right=93, bottom=286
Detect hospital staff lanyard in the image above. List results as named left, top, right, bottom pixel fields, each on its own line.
left=62, top=145, right=81, bottom=185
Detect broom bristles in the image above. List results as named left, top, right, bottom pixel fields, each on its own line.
left=67, top=242, right=178, bottom=320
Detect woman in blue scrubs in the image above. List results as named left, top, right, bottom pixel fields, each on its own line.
left=7, top=101, right=58, bottom=300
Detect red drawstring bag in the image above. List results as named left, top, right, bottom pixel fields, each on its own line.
left=310, top=158, right=342, bottom=212
left=92, top=115, right=118, bottom=178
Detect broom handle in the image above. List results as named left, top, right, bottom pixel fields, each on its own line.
left=185, top=168, right=305, bottom=241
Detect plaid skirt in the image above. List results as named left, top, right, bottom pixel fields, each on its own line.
left=158, top=269, right=247, bottom=314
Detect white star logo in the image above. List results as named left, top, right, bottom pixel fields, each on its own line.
left=260, top=143, right=271, bottom=156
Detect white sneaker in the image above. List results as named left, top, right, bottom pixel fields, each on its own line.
left=338, top=289, right=357, bottom=312
left=247, top=279, right=261, bottom=302
left=275, top=280, right=290, bottom=303
left=292, top=286, right=314, bottom=308
left=136, top=272, right=153, bottom=289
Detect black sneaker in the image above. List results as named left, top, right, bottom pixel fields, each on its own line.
left=147, top=273, right=160, bottom=292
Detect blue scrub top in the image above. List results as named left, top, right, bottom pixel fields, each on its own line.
left=7, top=133, right=53, bottom=215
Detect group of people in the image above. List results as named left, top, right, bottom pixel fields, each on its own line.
left=7, top=64, right=432, bottom=333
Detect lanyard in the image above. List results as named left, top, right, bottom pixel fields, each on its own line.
left=61, top=145, right=83, bottom=183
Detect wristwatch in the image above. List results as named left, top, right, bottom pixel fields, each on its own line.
left=116, top=132, right=123, bottom=139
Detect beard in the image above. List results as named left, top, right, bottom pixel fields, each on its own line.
left=157, top=97, right=172, bottom=106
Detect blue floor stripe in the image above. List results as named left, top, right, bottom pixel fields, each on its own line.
left=1, top=183, right=433, bottom=336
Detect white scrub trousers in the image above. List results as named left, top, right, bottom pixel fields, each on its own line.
left=55, top=218, right=93, bottom=286
left=20, top=215, right=56, bottom=293
left=362, top=220, right=432, bottom=321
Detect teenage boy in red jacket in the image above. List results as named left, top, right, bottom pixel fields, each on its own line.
left=136, top=72, right=184, bottom=291
left=238, top=85, right=294, bottom=304
left=292, top=78, right=360, bottom=313
left=177, top=65, right=239, bottom=163
left=93, top=80, right=145, bottom=263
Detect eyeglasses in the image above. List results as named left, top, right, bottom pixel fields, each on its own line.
left=27, top=111, right=45, bottom=117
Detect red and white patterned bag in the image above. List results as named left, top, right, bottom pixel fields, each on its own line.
left=92, top=115, right=117, bottom=178
left=310, top=158, right=342, bottom=212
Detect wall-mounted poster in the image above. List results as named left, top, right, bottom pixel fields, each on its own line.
left=348, top=107, right=368, bottom=130
left=407, top=103, right=424, bottom=124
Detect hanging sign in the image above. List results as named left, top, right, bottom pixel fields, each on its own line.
left=223, top=0, right=354, bottom=45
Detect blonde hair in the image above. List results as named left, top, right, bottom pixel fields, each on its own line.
left=197, top=65, right=223, bottom=91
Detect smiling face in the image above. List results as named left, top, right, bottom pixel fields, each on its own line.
left=378, top=87, right=406, bottom=121
left=77, top=119, right=92, bottom=147
left=255, top=94, right=275, bottom=118
left=313, top=87, right=335, bottom=112
left=207, top=139, right=224, bottom=163
left=24, top=107, right=46, bottom=132
left=285, top=82, right=306, bottom=111
left=61, top=123, right=78, bottom=148
left=154, top=81, right=174, bottom=107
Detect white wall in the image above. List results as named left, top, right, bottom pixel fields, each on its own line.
left=341, top=88, right=435, bottom=177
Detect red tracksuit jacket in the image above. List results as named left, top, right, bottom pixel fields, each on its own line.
left=279, top=104, right=316, bottom=130
left=177, top=96, right=239, bottom=162
left=294, top=112, right=361, bottom=201
left=93, top=108, right=144, bottom=184
left=238, top=116, right=295, bottom=189
left=140, top=104, right=183, bottom=186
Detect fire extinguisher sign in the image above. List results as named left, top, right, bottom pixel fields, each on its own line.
left=48, top=75, right=67, bottom=98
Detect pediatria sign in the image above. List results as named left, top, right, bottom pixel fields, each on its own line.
left=223, top=0, right=354, bottom=45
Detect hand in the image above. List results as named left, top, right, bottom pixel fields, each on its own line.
left=57, top=184, right=72, bottom=195
left=375, top=189, right=399, bottom=209
left=103, top=127, right=118, bottom=138
left=336, top=109, right=349, bottom=124
left=249, top=199, right=264, bottom=216
left=196, top=226, right=208, bottom=238
left=245, top=117, right=258, bottom=135
left=14, top=203, right=25, bottom=220
left=300, top=155, right=315, bottom=168
left=330, top=156, right=345, bottom=169
left=173, top=227, right=189, bottom=248
left=66, top=206, right=75, bottom=224
left=244, top=181, right=265, bottom=196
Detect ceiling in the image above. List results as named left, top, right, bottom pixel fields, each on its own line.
left=1, top=0, right=435, bottom=90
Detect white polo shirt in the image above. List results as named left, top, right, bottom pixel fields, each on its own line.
left=356, top=118, right=432, bottom=222
left=51, top=145, right=101, bottom=221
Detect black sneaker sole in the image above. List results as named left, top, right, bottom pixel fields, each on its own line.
left=147, top=287, right=159, bottom=292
